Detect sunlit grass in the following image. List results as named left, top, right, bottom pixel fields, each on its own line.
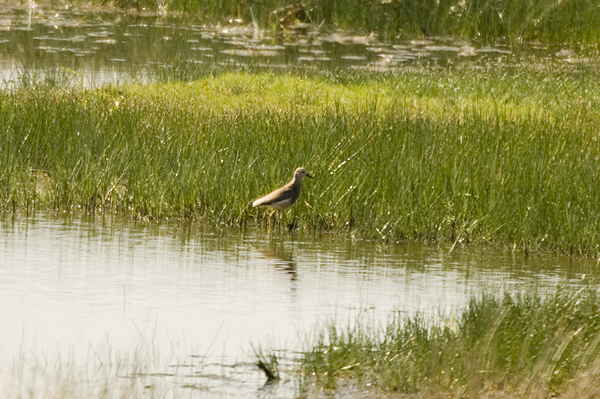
left=299, top=285, right=600, bottom=398
left=2, top=70, right=600, bottom=254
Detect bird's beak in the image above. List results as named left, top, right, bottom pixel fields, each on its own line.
left=307, top=173, right=313, bottom=179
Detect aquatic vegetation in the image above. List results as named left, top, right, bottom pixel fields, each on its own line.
left=1, top=341, right=183, bottom=399
left=2, top=70, right=600, bottom=255
left=254, top=349, right=281, bottom=383
left=5, top=285, right=600, bottom=398
left=299, top=285, right=600, bottom=398
left=79, top=0, right=600, bottom=43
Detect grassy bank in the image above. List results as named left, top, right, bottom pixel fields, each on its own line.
left=2, top=70, right=600, bottom=254
left=298, top=286, right=600, bottom=398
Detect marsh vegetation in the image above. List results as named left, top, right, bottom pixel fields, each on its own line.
left=38, top=0, right=600, bottom=44
left=2, top=70, right=600, bottom=255
left=298, top=285, right=600, bottom=398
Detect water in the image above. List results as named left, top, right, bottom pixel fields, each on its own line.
left=0, top=212, right=596, bottom=398
left=0, top=4, right=597, bottom=86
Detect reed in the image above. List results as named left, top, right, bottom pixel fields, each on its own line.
left=2, top=69, right=600, bottom=255
left=299, top=285, right=600, bottom=398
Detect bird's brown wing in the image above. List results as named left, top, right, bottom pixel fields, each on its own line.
left=252, top=184, right=294, bottom=207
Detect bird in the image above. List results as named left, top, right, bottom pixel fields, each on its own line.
left=252, top=167, right=313, bottom=217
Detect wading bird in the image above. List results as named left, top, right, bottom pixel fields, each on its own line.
left=252, top=167, right=313, bottom=217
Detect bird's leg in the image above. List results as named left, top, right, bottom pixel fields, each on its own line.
left=268, top=209, right=276, bottom=233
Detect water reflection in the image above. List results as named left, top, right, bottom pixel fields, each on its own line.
left=0, top=4, right=597, bottom=86
left=253, top=242, right=298, bottom=282
left=0, top=212, right=595, bottom=397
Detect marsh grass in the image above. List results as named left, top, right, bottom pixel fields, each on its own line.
left=299, top=285, right=600, bottom=398
left=254, top=351, right=281, bottom=383
left=2, top=70, right=600, bottom=254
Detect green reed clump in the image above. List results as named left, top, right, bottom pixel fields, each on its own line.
left=2, top=70, right=600, bottom=254
left=300, top=286, right=600, bottom=397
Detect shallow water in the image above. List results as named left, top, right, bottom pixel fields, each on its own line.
left=0, top=212, right=596, bottom=397
left=0, top=4, right=596, bottom=86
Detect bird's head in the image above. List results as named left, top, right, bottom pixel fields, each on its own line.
left=295, top=167, right=313, bottom=180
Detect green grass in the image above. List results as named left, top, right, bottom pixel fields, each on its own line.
left=74, top=0, right=600, bottom=44
left=2, top=69, right=600, bottom=255
left=298, top=285, right=600, bottom=398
